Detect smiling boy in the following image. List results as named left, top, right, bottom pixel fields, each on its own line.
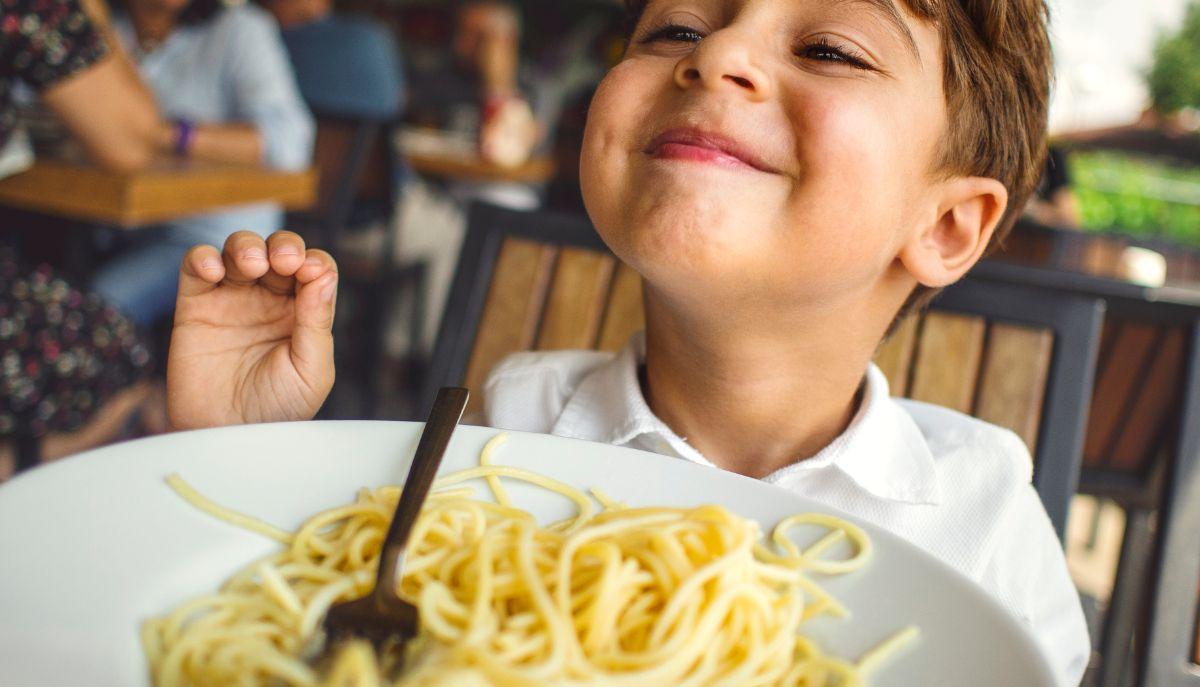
left=165, top=0, right=1089, bottom=682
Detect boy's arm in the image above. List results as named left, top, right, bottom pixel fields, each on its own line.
left=980, top=485, right=1091, bottom=686
left=166, top=231, right=338, bottom=430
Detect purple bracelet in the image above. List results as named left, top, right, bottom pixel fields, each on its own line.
left=173, top=119, right=195, bottom=157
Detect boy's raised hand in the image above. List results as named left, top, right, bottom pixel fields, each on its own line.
left=167, top=231, right=337, bottom=429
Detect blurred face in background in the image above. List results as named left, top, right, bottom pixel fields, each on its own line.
left=454, top=1, right=520, bottom=65
left=126, top=0, right=191, bottom=17
left=265, top=0, right=332, bottom=28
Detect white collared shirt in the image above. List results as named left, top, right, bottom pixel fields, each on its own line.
left=482, top=333, right=1090, bottom=686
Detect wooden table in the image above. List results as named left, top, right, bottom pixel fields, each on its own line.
left=1000, top=219, right=1200, bottom=284
left=396, top=128, right=555, bottom=185
left=406, top=150, right=555, bottom=184
left=0, top=158, right=318, bottom=227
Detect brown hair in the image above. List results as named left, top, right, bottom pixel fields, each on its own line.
left=622, top=0, right=1054, bottom=327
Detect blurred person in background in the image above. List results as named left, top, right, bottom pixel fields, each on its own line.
left=90, top=0, right=314, bottom=328
left=1, top=0, right=169, bottom=480
left=406, top=0, right=540, bottom=172
left=397, top=1, right=545, bottom=356
left=1025, top=146, right=1082, bottom=229
left=456, top=0, right=539, bottom=167
left=262, top=0, right=405, bottom=121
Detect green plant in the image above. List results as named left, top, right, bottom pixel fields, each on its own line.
left=1148, top=1, right=1200, bottom=114
left=1069, top=151, right=1200, bottom=246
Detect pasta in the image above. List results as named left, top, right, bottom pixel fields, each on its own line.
left=142, top=434, right=916, bottom=686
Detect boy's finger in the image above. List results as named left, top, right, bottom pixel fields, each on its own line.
left=258, top=231, right=308, bottom=295
left=289, top=270, right=338, bottom=399
left=266, top=231, right=306, bottom=277
left=177, top=244, right=225, bottom=298
left=294, top=248, right=338, bottom=285
left=221, top=231, right=271, bottom=285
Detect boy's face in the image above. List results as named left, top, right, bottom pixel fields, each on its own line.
left=581, top=0, right=949, bottom=309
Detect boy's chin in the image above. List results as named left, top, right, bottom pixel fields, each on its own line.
left=607, top=213, right=768, bottom=289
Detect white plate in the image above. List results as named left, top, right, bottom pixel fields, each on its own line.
left=0, top=421, right=1056, bottom=686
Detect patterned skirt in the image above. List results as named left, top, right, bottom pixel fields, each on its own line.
left=0, top=246, right=151, bottom=439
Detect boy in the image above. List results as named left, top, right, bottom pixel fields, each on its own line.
left=165, top=0, right=1089, bottom=683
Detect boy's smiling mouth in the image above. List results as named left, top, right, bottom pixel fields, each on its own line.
left=644, top=127, right=781, bottom=174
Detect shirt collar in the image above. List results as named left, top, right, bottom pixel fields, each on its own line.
left=551, top=332, right=941, bottom=506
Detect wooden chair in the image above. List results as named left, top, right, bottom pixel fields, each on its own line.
left=972, top=260, right=1200, bottom=687
left=874, top=277, right=1105, bottom=540
left=292, top=114, right=425, bottom=418
left=425, top=203, right=1106, bottom=541
left=292, top=115, right=393, bottom=251
left=422, top=202, right=619, bottom=420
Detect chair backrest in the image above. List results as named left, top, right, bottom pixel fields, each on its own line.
left=302, top=116, right=393, bottom=243
left=875, top=278, right=1105, bottom=539
left=281, top=13, right=404, bottom=251
left=426, top=202, right=1106, bottom=539
left=1081, top=317, right=1190, bottom=492
left=966, top=259, right=1200, bottom=687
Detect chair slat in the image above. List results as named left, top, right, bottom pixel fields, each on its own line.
left=597, top=263, right=645, bottom=352
left=908, top=312, right=986, bottom=414
left=1083, top=322, right=1160, bottom=468
left=974, top=323, right=1054, bottom=456
left=1109, top=326, right=1187, bottom=472
left=536, top=247, right=616, bottom=350
left=874, top=316, right=919, bottom=396
left=1099, top=318, right=1120, bottom=363
left=462, top=238, right=557, bottom=412
left=1194, top=584, right=1200, bottom=664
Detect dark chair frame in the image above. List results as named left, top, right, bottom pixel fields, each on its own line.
left=1144, top=327, right=1200, bottom=687
left=291, top=111, right=421, bottom=419
left=426, top=203, right=1105, bottom=542
left=972, top=259, right=1200, bottom=687
left=289, top=111, right=397, bottom=254
left=422, top=201, right=606, bottom=410
left=930, top=277, right=1105, bottom=541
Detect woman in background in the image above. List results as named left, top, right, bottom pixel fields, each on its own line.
left=91, top=0, right=313, bottom=327
left=1, top=0, right=165, bottom=480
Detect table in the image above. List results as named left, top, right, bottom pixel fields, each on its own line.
left=1000, top=219, right=1200, bottom=285
left=396, top=128, right=555, bottom=185
left=0, top=158, right=318, bottom=227
left=973, top=259, right=1200, bottom=307
left=406, top=151, right=555, bottom=184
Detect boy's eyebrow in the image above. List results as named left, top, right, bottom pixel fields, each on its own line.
left=837, top=0, right=921, bottom=62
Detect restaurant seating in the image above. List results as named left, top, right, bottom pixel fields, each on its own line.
left=280, top=11, right=417, bottom=419
left=422, top=202, right=1106, bottom=544
left=292, top=114, right=397, bottom=252
left=972, top=260, right=1200, bottom=687
left=288, top=113, right=424, bottom=419
left=875, top=277, right=1105, bottom=541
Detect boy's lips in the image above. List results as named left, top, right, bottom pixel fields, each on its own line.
left=644, top=127, right=780, bottom=174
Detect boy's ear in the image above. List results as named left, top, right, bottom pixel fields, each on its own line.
left=899, top=177, right=1009, bottom=288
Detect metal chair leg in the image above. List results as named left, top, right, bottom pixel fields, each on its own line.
left=1099, top=506, right=1155, bottom=687
left=1141, top=323, right=1200, bottom=687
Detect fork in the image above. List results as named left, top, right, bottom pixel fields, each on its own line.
left=310, top=386, right=470, bottom=670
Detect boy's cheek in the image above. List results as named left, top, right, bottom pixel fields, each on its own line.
left=795, top=96, right=890, bottom=169
left=580, top=62, right=663, bottom=223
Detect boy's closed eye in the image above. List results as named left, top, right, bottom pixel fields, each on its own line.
left=636, top=20, right=879, bottom=73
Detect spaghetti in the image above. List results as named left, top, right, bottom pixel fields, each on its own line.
left=142, top=434, right=916, bottom=686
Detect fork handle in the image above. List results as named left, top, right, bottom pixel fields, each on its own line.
left=375, top=387, right=469, bottom=601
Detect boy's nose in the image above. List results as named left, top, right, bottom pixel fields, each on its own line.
left=673, top=32, right=773, bottom=103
